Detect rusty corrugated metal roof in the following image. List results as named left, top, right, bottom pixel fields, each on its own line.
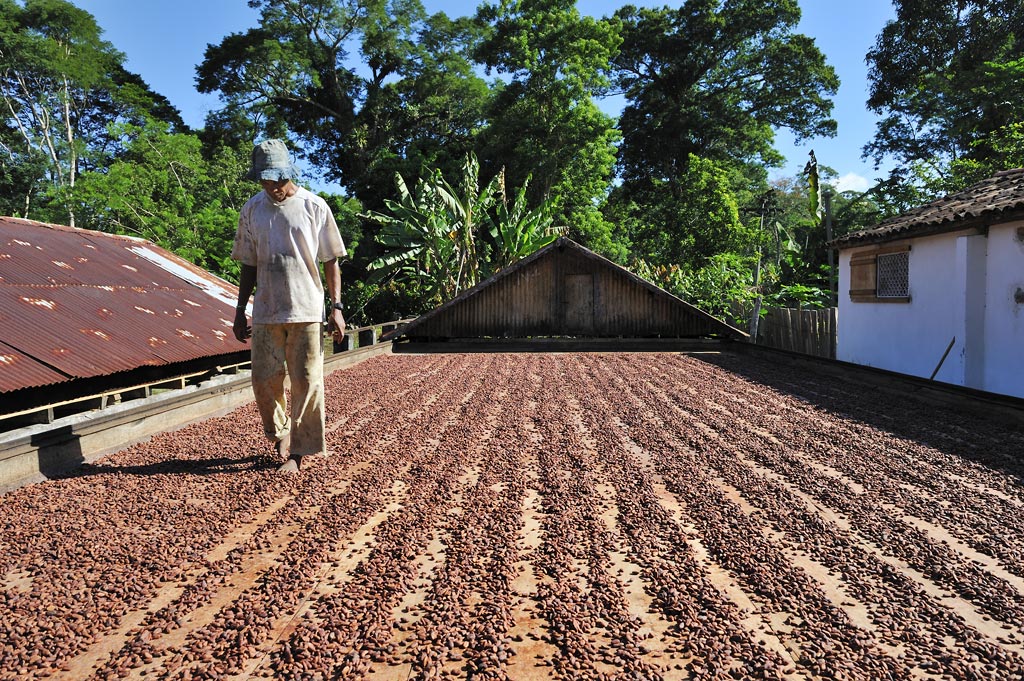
left=832, top=167, right=1024, bottom=248
left=0, top=217, right=248, bottom=394
left=0, top=340, right=70, bottom=392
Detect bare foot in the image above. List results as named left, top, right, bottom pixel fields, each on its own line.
left=277, top=457, right=300, bottom=473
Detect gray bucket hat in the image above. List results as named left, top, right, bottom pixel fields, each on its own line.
left=246, top=139, right=301, bottom=182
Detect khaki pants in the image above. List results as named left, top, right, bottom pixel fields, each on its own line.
left=251, top=323, right=325, bottom=457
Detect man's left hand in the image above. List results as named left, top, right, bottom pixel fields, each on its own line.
left=328, top=308, right=346, bottom=341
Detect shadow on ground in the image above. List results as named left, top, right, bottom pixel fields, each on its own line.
left=53, top=454, right=279, bottom=479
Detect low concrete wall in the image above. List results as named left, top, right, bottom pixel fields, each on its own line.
left=0, top=342, right=392, bottom=494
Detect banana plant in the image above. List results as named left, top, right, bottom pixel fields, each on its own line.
left=428, top=153, right=502, bottom=295
left=365, top=153, right=561, bottom=306
left=364, top=153, right=497, bottom=303
left=488, top=169, right=561, bottom=271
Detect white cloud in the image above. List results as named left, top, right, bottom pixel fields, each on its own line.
left=832, top=173, right=870, bottom=193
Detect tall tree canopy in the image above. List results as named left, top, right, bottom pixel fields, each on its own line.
left=865, top=0, right=1024, bottom=197
left=602, top=0, right=838, bottom=289
left=610, top=0, right=838, bottom=186
left=0, top=0, right=182, bottom=224
left=3, top=0, right=857, bottom=321
left=196, top=0, right=489, bottom=211
left=605, top=154, right=750, bottom=271
left=473, top=0, right=622, bottom=257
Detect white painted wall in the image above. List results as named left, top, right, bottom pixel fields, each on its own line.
left=982, top=221, right=1024, bottom=398
left=838, top=232, right=964, bottom=384
left=954, top=233, right=988, bottom=390
left=837, top=222, right=1024, bottom=399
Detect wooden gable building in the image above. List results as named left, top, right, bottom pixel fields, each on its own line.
left=387, top=238, right=746, bottom=347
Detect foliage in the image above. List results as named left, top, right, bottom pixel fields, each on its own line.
left=5, top=0, right=912, bottom=325
left=610, top=0, right=838, bottom=186
left=364, top=153, right=564, bottom=309
left=865, top=0, right=1024, bottom=199
left=473, top=0, right=622, bottom=258
left=72, top=120, right=251, bottom=280
left=320, top=192, right=364, bottom=258
left=633, top=252, right=759, bottom=328
left=0, top=0, right=184, bottom=225
left=488, top=169, right=561, bottom=271
left=363, top=153, right=498, bottom=304
left=0, top=131, right=48, bottom=218
left=603, top=0, right=839, bottom=310
left=947, top=119, right=1024, bottom=188
left=803, top=151, right=823, bottom=224
left=767, top=283, right=830, bottom=309
left=343, top=279, right=428, bottom=327
left=197, top=0, right=489, bottom=211
left=760, top=173, right=882, bottom=307
left=606, top=155, right=753, bottom=272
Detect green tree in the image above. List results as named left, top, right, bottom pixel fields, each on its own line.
left=633, top=252, right=760, bottom=328
left=604, top=0, right=838, bottom=315
left=0, top=0, right=183, bottom=225
left=606, top=155, right=752, bottom=272
left=611, top=0, right=838, bottom=186
left=0, top=123, right=48, bottom=218
left=865, top=0, right=1024, bottom=198
left=931, top=58, right=1024, bottom=192
left=473, top=0, right=622, bottom=259
left=756, top=173, right=882, bottom=309
left=197, top=0, right=489, bottom=211
left=72, top=120, right=250, bottom=280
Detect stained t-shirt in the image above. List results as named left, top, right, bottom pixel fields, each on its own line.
left=231, top=185, right=347, bottom=324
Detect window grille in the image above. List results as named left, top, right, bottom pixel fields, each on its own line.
left=876, top=251, right=909, bottom=298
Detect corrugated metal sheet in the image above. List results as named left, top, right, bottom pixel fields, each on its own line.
left=0, top=217, right=248, bottom=393
left=0, top=340, right=70, bottom=392
left=392, top=238, right=746, bottom=341
left=833, top=167, right=1024, bottom=248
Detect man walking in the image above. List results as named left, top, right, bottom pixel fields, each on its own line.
left=231, top=139, right=347, bottom=472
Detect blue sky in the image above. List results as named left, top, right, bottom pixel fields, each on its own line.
left=72, top=0, right=896, bottom=193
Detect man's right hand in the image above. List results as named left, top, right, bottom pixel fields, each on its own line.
left=233, top=308, right=251, bottom=343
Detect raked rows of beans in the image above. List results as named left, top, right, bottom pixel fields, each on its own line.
left=2, top=352, right=1023, bottom=680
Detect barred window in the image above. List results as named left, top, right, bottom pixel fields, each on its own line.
left=876, top=251, right=909, bottom=298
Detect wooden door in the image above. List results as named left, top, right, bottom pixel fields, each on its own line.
left=564, top=274, right=595, bottom=335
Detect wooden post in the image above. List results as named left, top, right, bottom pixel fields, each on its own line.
left=830, top=307, right=837, bottom=359
left=808, top=310, right=816, bottom=356
left=783, top=308, right=794, bottom=353
left=824, top=190, right=835, bottom=307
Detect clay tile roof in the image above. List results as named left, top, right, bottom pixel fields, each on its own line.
left=832, top=167, right=1024, bottom=248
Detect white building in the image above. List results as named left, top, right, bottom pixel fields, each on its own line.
left=832, top=168, right=1024, bottom=400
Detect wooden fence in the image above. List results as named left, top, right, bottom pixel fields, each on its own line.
left=752, top=306, right=837, bottom=359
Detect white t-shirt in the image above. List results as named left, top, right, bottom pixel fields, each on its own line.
left=232, top=185, right=347, bottom=324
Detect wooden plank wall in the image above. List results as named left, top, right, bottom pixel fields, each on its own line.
left=754, top=307, right=837, bottom=359
left=409, top=247, right=740, bottom=340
